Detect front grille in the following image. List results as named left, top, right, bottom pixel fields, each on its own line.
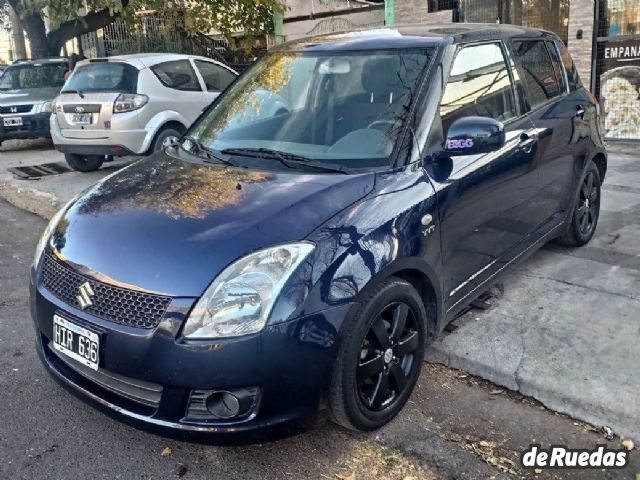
left=41, top=254, right=171, bottom=328
left=0, top=104, right=33, bottom=114
left=50, top=344, right=163, bottom=408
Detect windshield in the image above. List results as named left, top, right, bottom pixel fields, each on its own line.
left=0, top=63, right=67, bottom=91
left=187, top=49, right=433, bottom=169
left=62, top=62, right=138, bottom=94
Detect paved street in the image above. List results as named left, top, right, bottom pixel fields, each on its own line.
left=1, top=140, right=640, bottom=479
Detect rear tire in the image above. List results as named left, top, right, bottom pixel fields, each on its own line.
left=150, top=126, right=182, bottom=154
left=65, top=153, right=104, bottom=172
left=556, top=160, right=601, bottom=247
left=328, top=277, right=427, bottom=431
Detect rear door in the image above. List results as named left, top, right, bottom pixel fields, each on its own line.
left=427, top=41, right=541, bottom=311
left=511, top=38, right=582, bottom=227
left=56, top=61, right=138, bottom=139
left=193, top=59, right=237, bottom=103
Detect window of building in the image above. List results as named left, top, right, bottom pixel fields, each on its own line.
left=440, top=42, right=517, bottom=131
left=513, top=40, right=563, bottom=108
left=194, top=60, right=236, bottom=92
left=598, top=0, right=640, bottom=37
left=151, top=60, right=201, bottom=92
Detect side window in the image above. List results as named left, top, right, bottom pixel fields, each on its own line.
left=545, top=41, right=567, bottom=93
left=194, top=60, right=236, bottom=92
left=440, top=43, right=517, bottom=132
left=151, top=60, right=201, bottom=92
left=555, top=40, right=581, bottom=90
left=513, top=40, right=562, bottom=108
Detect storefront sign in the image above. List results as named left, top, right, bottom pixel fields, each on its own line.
left=603, top=39, right=640, bottom=70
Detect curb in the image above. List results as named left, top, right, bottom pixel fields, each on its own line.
left=0, top=178, right=58, bottom=220
left=427, top=343, right=640, bottom=443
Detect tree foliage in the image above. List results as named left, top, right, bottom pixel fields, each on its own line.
left=0, top=0, right=284, bottom=58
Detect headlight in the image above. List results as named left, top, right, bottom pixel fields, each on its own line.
left=113, top=93, right=148, bottom=113
left=183, top=243, right=315, bottom=339
left=32, top=197, right=76, bottom=267
left=41, top=101, right=53, bottom=113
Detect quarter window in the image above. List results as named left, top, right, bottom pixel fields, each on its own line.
left=440, top=43, right=517, bottom=131
left=194, top=60, right=236, bottom=92
left=555, top=40, right=581, bottom=90
left=151, top=60, right=201, bottom=92
left=513, top=40, right=563, bottom=108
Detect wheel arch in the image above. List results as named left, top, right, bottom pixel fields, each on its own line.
left=591, top=152, right=607, bottom=182
left=146, top=120, right=187, bottom=155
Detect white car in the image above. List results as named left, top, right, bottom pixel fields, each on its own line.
left=51, top=53, right=237, bottom=171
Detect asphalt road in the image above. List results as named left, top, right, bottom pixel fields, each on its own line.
left=1, top=197, right=639, bottom=480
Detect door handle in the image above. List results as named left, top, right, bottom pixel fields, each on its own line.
left=518, top=131, right=537, bottom=154
left=575, top=104, right=586, bottom=119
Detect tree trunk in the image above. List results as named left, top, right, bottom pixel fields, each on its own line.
left=8, top=6, right=27, bottom=60
left=21, top=13, right=57, bottom=57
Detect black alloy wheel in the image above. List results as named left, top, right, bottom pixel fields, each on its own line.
left=328, top=277, right=427, bottom=431
left=357, top=302, right=420, bottom=411
left=557, top=160, right=601, bottom=247
left=576, top=170, right=600, bottom=236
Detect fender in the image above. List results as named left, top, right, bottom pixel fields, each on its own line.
left=140, top=111, right=189, bottom=152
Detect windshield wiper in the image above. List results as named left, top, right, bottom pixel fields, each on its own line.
left=220, top=147, right=352, bottom=174
left=182, top=137, right=237, bottom=167
left=61, top=89, right=85, bottom=98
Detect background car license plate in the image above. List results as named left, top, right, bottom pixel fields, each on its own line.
left=3, top=116, right=22, bottom=127
left=53, top=314, right=99, bottom=370
left=72, top=113, right=92, bottom=125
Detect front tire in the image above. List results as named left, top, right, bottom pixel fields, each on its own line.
left=328, top=277, right=427, bottom=431
left=557, top=160, right=601, bottom=247
left=64, top=153, right=104, bottom=172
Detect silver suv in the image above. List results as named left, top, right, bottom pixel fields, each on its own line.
left=0, top=58, right=68, bottom=146
left=51, top=53, right=237, bottom=171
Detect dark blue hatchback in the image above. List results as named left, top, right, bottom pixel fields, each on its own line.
left=30, top=24, right=606, bottom=443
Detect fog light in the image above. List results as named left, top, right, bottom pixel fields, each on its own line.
left=205, top=391, right=240, bottom=419
left=185, top=387, right=259, bottom=421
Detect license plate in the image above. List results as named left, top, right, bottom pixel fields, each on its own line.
left=3, top=116, right=22, bottom=127
left=53, top=314, right=100, bottom=370
left=72, top=113, right=92, bottom=125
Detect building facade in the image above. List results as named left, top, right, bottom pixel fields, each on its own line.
left=391, top=0, right=640, bottom=141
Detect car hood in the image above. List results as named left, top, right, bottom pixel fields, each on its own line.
left=51, top=152, right=374, bottom=297
left=0, top=86, right=60, bottom=104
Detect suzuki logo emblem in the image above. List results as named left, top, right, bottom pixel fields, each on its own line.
left=77, top=282, right=95, bottom=310
left=10, top=106, right=17, bottom=113
left=75, top=106, right=85, bottom=113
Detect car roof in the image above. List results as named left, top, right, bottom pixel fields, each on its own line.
left=76, top=53, right=234, bottom=71
left=272, top=23, right=560, bottom=52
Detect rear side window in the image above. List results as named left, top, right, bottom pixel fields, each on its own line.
left=63, top=62, right=138, bottom=94
left=151, top=60, right=201, bottom=92
left=194, top=60, right=236, bottom=92
left=440, top=42, right=517, bottom=131
left=513, top=40, right=563, bottom=108
left=556, top=41, right=581, bottom=90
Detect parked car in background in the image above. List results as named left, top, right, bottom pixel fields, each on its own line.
left=0, top=64, right=7, bottom=76
left=51, top=53, right=238, bottom=171
left=31, top=25, right=606, bottom=443
left=0, top=58, right=68, bottom=146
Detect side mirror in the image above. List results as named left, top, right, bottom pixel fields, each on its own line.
left=443, top=116, right=505, bottom=156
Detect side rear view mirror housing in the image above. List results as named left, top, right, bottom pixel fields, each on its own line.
left=443, top=116, right=505, bottom=156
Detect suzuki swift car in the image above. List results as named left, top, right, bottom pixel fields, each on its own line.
left=30, top=24, right=606, bottom=443
left=51, top=53, right=237, bottom=172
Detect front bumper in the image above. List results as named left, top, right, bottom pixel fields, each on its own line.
left=0, top=113, right=51, bottom=141
left=30, top=268, right=350, bottom=444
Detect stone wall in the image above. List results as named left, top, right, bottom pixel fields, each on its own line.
left=566, top=0, right=596, bottom=88
left=394, top=1, right=453, bottom=25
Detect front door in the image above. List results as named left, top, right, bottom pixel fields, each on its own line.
left=424, top=42, right=541, bottom=313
